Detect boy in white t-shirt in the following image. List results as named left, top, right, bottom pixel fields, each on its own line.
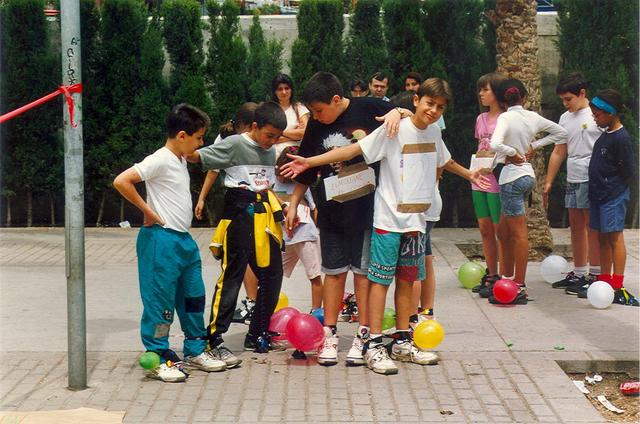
left=281, top=79, right=489, bottom=375
left=113, top=104, right=227, bottom=382
left=543, top=73, right=602, bottom=294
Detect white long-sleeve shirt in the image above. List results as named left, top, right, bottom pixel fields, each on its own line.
left=490, top=105, right=567, bottom=184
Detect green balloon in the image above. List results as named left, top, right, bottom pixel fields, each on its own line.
left=458, top=262, right=486, bottom=289
left=382, top=307, right=396, bottom=331
left=139, top=352, right=160, bottom=370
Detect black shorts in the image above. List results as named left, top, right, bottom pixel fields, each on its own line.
left=319, top=228, right=371, bottom=275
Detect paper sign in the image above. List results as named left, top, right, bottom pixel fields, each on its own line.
left=324, top=164, right=376, bottom=203
left=470, top=153, right=495, bottom=172
left=297, top=204, right=311, bottom=224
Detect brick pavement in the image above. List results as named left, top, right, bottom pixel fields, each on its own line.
left=1, top=228, right=637, bottom=423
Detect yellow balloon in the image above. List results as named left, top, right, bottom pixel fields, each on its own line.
left=274, top=291, right=289, bottom=312
left=413, top=320, right=444, bottom=349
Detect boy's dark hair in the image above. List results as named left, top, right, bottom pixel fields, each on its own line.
left=405, top=71, right=423, bottom=84
left=416, top=78, right=452, bottom=104
left=275, top=145, right=299, bottom=183
left=349, top=78, right=367, bottom=91
left=556, top=72, right=589, bottom=95
left=219, top=102, right=257, bottom=139
left=476, top=72, right=508, bottom=111
left=498, top=78, right=527, bottom=107
left=271, top=73, right=295, bottom=103
left=254, top=101, right=287, bottom=131
left=370, top=71, right=388, bottom=83
left=591, top=89, right=624, bottom=115
left=390, top=90, right=417, bottom=113
left=166, top=103, right=210, bottom=138
left=302, top=72, right=344, bottom=105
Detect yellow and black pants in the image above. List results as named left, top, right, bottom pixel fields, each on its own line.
left=207, top=189, right=284, bottom=347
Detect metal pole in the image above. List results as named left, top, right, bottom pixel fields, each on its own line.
left=60, top=0, right=87, bottom=391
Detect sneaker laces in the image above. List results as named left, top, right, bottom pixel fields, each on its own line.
left=369, top=345, right=391, bottom=364
left=214, top=346, right=233, bottom=360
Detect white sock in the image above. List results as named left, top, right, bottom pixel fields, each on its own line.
left=589, top=265, right=601, bottom=276
left=574, top=266, right=588, bottom=277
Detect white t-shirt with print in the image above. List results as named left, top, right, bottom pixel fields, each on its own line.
left=558, top=107, right=602, bottom=183
left=133, top=147, right=193, bottom=233
left=359, top=118, right=451, bottom=233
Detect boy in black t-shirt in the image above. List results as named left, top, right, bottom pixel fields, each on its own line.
left=285, top=72, right=408, bottom=366
left=588, top=89, right=638, bottom=306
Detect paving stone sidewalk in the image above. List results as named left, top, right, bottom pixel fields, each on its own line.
left=0, top=228, right=638, bottom=423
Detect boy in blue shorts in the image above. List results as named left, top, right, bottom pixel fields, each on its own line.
left=588, top=89, right=638, bottom=306
left=114, top=104, right=227, bottom=382
left=281, top=78, right=489, bottom=374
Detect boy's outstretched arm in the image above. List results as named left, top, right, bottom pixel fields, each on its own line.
left=285, top=182, right=308, bottom=238
left=113, top=168, right=165, bottom=227
left=441, top=159, right=492, bottom=191
left=279, top=142, right=363, bottom=179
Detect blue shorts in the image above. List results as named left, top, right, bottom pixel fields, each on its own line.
left=424, top=221, right=436, bottom=256
left=319, top=228, right=371, bottom=275
left=500, top=176, right=535, bottom=217
left=590, top=188, right=629, bottom=233
left=368, top=228, right=426, bottom=285
left=565, top=181, right=590, bottom=209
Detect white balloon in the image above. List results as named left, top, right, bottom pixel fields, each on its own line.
left=587, top=281, right=615, bottom=309
left=540, top=255, right=569, bottom=283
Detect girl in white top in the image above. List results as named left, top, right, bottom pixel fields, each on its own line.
left=489, top=78, right=567, bottom=300
left=271, top=74, right=310, bottom=157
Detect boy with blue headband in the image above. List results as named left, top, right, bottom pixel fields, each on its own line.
left=588, top=89, right=638, bottom=306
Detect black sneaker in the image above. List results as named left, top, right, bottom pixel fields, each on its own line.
left=576, top=275, right=596, bottom=298
left=612, top=288, right=640, bottom=306
left=488, top=287, right=529, bottom=305
left=552, top=271, right=581, bottom=289
left=478, top=274, right=501, bottom=299
left=243, top=331, right=287, bottom=352
left=565, top=275, right=591, bottom=296
left=232, top=299, right=255, bottom=324
left=472, top=269, right=491, bottom=293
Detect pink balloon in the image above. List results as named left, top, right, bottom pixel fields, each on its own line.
left=492, top=279, right=519, bottom=304
left=269, top=307, right=300, bottom=341
left=286, top=313, right=325, bottom=352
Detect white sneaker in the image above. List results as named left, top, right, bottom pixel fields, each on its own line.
left=147, top=361, right=188, bottom=382
left=317, top=327, right=338, bottom=366
left=209, top=345, right=242, bottom=368
left=346, top=334, right=366, bottom=366
left=390, top=340, right=439, bottom=365
left=184, top=351, right=227, bottom=372
left=364, top=344, right=398, bottom=375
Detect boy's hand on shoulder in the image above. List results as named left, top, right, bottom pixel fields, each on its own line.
left=376, top=108, right=403, bottom=137
left=279, top=154, right=309, bottom=178
left=143, top=210, right=165, bottom=227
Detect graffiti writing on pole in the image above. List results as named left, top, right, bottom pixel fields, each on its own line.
left=66, top=37, right=80, bottom=85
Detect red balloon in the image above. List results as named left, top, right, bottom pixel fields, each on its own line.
left=286, top=313, right=325, bottom=352
left=492, top=279, right=519, bottom=304
left=269, top=307, right=300, bottom=342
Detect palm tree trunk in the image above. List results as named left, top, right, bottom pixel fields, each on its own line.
left=488, top=0, right=554, bottom=260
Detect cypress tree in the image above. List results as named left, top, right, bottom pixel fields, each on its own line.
left=344, top=0, right=388, bottom=83
left=422, top=0, right=493, bottom=227
left=205, top=0, right=247, bottom=125
left=247, top=12, right=284, bottom=102
left=291, top=0, right=345, bottom=89
left=382, top=0, right=446, bottom=93
left=0, top=0, right=60, bottom=226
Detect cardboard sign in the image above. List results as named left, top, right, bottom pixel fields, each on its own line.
left=324, top=162, right=376, bottom=203
left=470, top=152, right=495, bottom=172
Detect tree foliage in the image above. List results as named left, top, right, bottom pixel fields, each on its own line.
left=247, top=12, right=284, bottom=102
left=291, top=0, right=345, bottom=90
left=344, top=0, right=388, bottom=83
